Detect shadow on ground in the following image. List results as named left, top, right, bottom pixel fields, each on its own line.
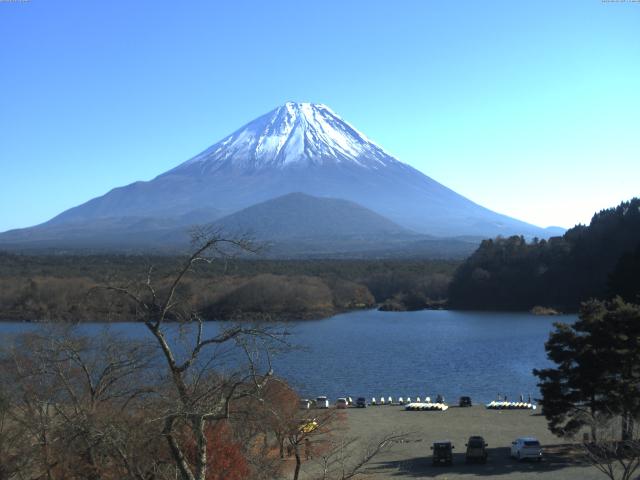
left=371, top=444, right=594, bottom=477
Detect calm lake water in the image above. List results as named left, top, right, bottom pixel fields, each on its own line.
left=0, top=309, right=575, bottom=404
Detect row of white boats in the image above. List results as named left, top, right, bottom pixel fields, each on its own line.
left=402, top=401, right=537, bottom=411
left=405, top=402, right=450, bottom=411
left=371, top=396, right=444, bottom=406
left=485, top=401, right=537, bottom=410
left=310, top=396, right=537, bottom=411
left=379, top=399, right=537, bottom=411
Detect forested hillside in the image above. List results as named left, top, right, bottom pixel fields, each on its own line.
left=0, top=254, right=457, bottom=321
left=448, top=198, right=640, bottom=311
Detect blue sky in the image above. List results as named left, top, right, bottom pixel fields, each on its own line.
left=0, top=0, right=638, bottom=231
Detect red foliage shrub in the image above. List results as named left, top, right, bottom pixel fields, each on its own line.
left=200, top=421, right=250, bottom=480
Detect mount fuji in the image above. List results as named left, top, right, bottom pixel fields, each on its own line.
left=0, top=102, right=561, bottom=254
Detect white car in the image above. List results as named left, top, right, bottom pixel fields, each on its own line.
left=299, top=399, right=311, bottom=409
left=316, top=396, right=330, bottom=408
left=510, top=437, right=543, bottom=461
left=336, top=398, right=348, bottom=409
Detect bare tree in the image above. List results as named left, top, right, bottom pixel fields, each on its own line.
left=0, top=328, right=164, bottom=480
left=282, top=409, right=346, bottom=480
left=0, top=389, right=32, bottom=480
left=583, top=411, right=640, bottom=480
left=311, top=432, right=409, bottom=480
left=102, top=230, right=286, bottom=480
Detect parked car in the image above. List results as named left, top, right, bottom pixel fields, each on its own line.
left=299, top=419, right=318, bottom=434
left=511, top=437, right=543, bottom=461
left=316, top=396, right=330, bottom=409
left=356, top=397, right=367, bottom=408
left=465, top=436, right=488, bottom=463
left=336, top=397, right=348, bottom=409
left=431, top=440, right=454, bottom=466
left=459, top=396, right=472, bottom=407
left=299, top=398, right=311, bottom=409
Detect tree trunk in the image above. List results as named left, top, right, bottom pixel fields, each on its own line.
left=278, top=435, right=285, bottom=459
left=84, top=445, right=102, bottom=480
left=293, top=445, right=301, bottom=480
left=621, top=411, right=633, bottom=442
left=590, top=403, right=597, bottom=443
left=194, top=417, right=208, bottom=480
left=164, top=417, right=195, bottom=480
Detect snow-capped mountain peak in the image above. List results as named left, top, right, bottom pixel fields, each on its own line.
left=171, top=102, right=400, bottom=173
left=1, top=101, right=559, bottom=248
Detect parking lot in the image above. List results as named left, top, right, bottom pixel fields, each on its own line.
left=300, top=405, right=604, bottom=480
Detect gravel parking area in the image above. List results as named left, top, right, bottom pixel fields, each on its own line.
left=300, top=405, right=603, bottom=480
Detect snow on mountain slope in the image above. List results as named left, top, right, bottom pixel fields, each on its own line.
left=0, top=101, right=564, bottom=251
left=170, top=102, right=397, bottom=173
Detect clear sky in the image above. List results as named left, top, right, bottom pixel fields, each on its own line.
left=1, top=0, right=638, bottom=232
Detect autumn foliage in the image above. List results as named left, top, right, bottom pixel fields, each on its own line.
left=186, top=422, right=250, bottom=480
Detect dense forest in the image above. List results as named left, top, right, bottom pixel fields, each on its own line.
left=0, top=254, right=458, bottom=321
left=448, top=198, right=640, bottom=311
left=4, top=198, right=638, bottom=320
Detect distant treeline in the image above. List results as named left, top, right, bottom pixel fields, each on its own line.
left=0, top=255, right=458, bottom=321
left=448, top=198, right=640, bottom=311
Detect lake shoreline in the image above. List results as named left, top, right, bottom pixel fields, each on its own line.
left=0, top=302, right=577, bottom=325
left=0, top=305, right=577, bottom=324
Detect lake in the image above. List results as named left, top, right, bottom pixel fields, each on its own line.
left=0, top=309, right=574, bottom=404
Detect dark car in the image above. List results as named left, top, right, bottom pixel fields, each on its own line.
left=431, top=440, right=454, bottom=466
left=465, top=436, right=488, bottom=463
left=459, top=396, right=472, bottom=407
left=356, top=397, right=367, bottom=408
